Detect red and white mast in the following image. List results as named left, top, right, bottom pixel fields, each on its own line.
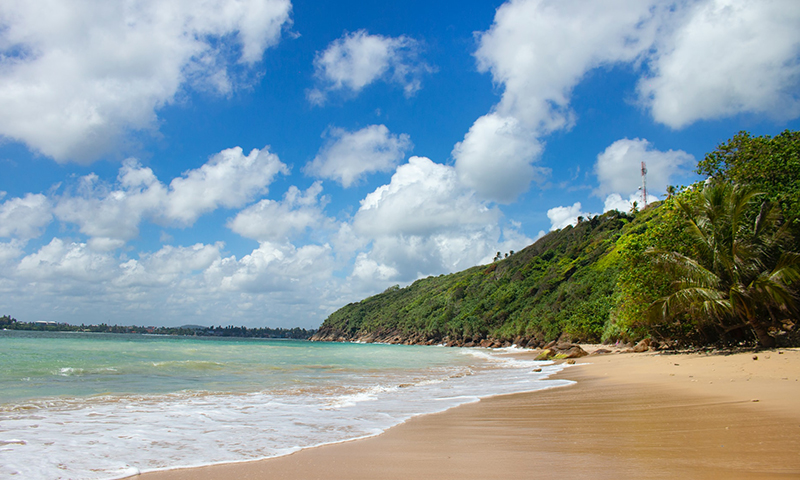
left=641, top=161, right=648, bottom=208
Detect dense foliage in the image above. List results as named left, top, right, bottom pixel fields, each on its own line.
left=317, top=210, right=636, bottom=347
left=648, top=184, right=799, bottom=347
left=697, top=130, right=800, bottom=226
left=316, top=130, right=800, bottom=348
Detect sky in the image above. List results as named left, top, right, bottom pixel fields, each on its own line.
left=1, top=0, right=799, bottom=329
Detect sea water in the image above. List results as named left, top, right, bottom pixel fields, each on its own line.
left=0, top=330, right=570, bottom=479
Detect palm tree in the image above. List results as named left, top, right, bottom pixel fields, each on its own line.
left=649, top=183, right=800, bottom=347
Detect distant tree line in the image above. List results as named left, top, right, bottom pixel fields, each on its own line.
left=0, top=315, right=315, bottom=339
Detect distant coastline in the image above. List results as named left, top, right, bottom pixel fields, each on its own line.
left=0, top=315, right=315, bottom=339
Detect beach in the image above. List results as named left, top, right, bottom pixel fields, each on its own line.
left=135, top=348, right=800, bottom=480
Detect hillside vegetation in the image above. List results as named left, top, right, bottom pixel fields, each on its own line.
left=313, top=131, right=800, bottom=348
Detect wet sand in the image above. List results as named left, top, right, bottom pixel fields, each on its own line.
left=134, top=349, right=800, bottom=479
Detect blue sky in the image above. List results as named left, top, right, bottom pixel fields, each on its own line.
left=1, top=0, right=799, bottom=328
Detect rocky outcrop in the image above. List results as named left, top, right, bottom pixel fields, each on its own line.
left=534, top=343, right=589, bottom=360
left=311, top=326, right=547, bottom=349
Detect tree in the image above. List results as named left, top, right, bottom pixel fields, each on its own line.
left=649, top=183, right=800, bottom=347
left=696, top=130, right=800, bottom=224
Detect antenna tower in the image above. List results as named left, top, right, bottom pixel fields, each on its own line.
left=641, top=161, right=648, bottom=208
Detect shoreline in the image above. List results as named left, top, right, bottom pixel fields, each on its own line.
left=133, top=348, right=800, bottom=479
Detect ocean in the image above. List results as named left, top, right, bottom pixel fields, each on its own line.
left=0, top=330, right=570, bottom=479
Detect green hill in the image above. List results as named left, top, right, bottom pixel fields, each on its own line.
left=313, top=207, right=651, bottom=347
left=313, top=130, right=800, bottom=349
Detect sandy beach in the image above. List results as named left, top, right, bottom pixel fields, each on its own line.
left=134, top=348, right=800, bottom=480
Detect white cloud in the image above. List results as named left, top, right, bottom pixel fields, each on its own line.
left=475, top=0, right=659, bottom=134
left=453, top=0, right=662, bottom=202
left=457, top=0, right=800, bottom=203
left=452, top=113, right=545, bottom=203
left=354, top=156, right=498, bottom=237
left=546, top=202, right=593, bottom=231
left=0, top=193, right=52, bottom=240
left=54, top=146, right=289, bottom=248
left=308, top=30, right=432, bottom=104
left=0, top=240, right=24, bottom=266
left=228, top=182, right=331, bottom=242
left=16, top=238, right=118, bottom=283
left=640, top=0, right=800, bottom=128
left=205, top=241, right=335, bottom=293
left=304, top=125, right=412, bottom=187
left=350, top=253, right=400, bottom=283
left=115, top=243, right=223, bottom=288
left=602, top=192, right=659, bottom=214
left=54, top=162, right=167, bottom=247
left=349, top=156, right=530, bottom=284
left=0, top=0, right=292, bottom=163
left=594, top=138, right=694, bottom=197
left=166, top=146, right=289, bottom=225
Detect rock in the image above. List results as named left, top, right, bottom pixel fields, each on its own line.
left=543, top=340, right=557, bottom=350
left=566, top=359, right=576, bottom=365
left=590, top=348, right=612, bottom=355
left=535, top=349, right=554, bottom=361
left=561, top=346, right=588, bottom=358
left=525, top=338, right=539, bottom=348
left=556, top=341, right=575, bottom=351
left=532, top=368, right=542, bottom=373
left=632, top=339, right=651, bottom=353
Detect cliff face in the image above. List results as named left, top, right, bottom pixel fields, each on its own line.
left=313, top=209, right=649, bottom=347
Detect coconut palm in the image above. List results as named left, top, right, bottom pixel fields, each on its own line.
left=649, top=183, right=800, bottom=347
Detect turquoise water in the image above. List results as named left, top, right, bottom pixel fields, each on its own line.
left=0, top=331, right=468, bottom=403
left=0, top=330, right=569, bottom=479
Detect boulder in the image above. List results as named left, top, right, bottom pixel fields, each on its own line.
left=590, top=348, right=612, bottom=355
left=560, top=345, right=588, bottom=358
left=535, top=349, right=554, bottom=361
left=632, top=339, right=651, bottom=353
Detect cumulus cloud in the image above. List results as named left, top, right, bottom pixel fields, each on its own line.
left=602, top=192, right=659, bottom=214
left=54, top=146, right=288, bottom=248
left=453, top=0, right=661, bottom=202
left=0, top=0, right=292, bottom=163
left=1, top=235, right=340, bottom=326
left=205, top=241, right=335, bottom=293
left=456, top=0, right=800, bottom=203
left=475, top=0, right=658, bottom=133
left=546, top=202, right=593, bottom=231
left=304, top=125, right=412, bottom=187
left=16, top=238, right=118, bottom=283
left=115, top=243, right=223, bottom=288
left=166, top=146, right=289, bottom=224
left=639, top=0, right=800, bottom=128
left=0, top=240, right=24, bottom=266
left=354, top=156, right=498, bottom=237
left=228, top=182, right=331, bottom=242
left=0, top=193, right=52, bottom=240
left=451, top=113, right=545, bottom=203
left=349, top=156, right=530, bottom=284
left=307, top=30, right=432, bottom=104
left=594, top=138, right=694, bottom=197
